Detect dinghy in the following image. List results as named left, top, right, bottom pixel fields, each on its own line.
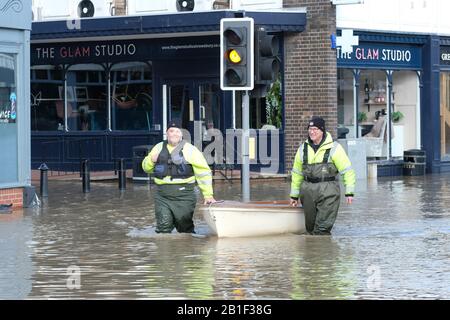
left=199, top=200, right=305, bottom=238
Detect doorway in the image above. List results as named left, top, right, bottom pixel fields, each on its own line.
left=163, top=78, right=222, bottom=145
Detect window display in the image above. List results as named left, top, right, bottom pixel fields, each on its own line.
left=0, top=53, right=17, bottom=124
left=338, top=68, right=419, bottom=158
left=66, top=64, right=108, bottom=131
left=111, top=62, right=153, bottom=131
left=440, top=72, right=450, bottom=160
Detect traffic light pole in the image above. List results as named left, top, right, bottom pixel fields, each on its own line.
left=242, top=90, right=250, bottom=202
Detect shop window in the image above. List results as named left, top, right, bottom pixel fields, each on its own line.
left=338, top=69, right=419, bottom=158
left=0, top=53, right=17, bottom=124
left=392, top=71, right=419, bottom=154
left=359, top=70, right=388, bottom=128
left=233, top=79, right=282, bottom=130
left=111, top=62, right=153, bottom=131
left=0, top=52, right=18, bottom=183
left=66, top=64, right=108, bottom=131
left=440, top=72, right=450, bottom=160
left=31, top=65, right=64, bottom=131
left=337, top=69, right=355, bottom=138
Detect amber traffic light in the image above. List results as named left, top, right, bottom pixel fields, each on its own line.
left=220, top=18, right=254, bottom=90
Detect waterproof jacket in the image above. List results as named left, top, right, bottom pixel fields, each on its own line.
left=290, top=132, right=356, bottom=199
left=142, top=141, right=213, bottom=198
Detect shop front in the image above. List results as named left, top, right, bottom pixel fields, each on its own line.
left=337, top=31, right=425, bottom=169
left=0, top=0, right=32, bottom=208
left=30, top=10, right=306, bottom=173
left=439, top=43, right=450, bottom=169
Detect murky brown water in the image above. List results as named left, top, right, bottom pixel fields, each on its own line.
left=1, top=174, right=449, bottom=299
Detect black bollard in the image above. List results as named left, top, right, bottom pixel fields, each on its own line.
left=118, top=158, right=126, bottom=190
left=81, top=159, right=90, bottom=193
left=38, top=163, right=49, bottom=197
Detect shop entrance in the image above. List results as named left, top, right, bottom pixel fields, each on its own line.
left=163, top=78, right=222, bottom=145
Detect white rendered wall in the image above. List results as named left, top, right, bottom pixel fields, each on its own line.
left=127, top=0, right=282, bottom=15
left=337, top=0, right=450, bottom=36
left=33, top=0, right=113, bottom=21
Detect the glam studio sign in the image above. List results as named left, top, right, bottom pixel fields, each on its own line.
left=33, top=42, right=137, bottom=63
left=337, top=43, right=421, bottom=69
left=440, top=47, right=450, bottom=66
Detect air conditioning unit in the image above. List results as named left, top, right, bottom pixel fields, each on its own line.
left=75, top=0, right=113, bottom=18
left=33, top=0, right=113, bottom=21
left=127, top=0, right=215, bottom=15
left=232, top=0, right=283, bottom=10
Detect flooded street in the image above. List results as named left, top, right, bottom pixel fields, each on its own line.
left=1, top=174, right=449, bottom=299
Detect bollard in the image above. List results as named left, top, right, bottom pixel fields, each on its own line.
left=38, top=163, right=49, bottom=197
left=118, top=158, right=126, bottom=190
left=81, top=159, right=90, bottom=193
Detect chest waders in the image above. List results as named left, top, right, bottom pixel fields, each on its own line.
left=154, top=142, right=197, bottom=233
left=301, top=143, right=340, bottom=235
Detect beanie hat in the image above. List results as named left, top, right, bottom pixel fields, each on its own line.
left=167, top=118, right=182, bottom=130
left=308, top=116, right=326, bottom=133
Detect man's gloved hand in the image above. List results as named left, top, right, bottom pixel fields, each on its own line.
left=290, top=198, right=298, bottom=207
left=346, top=196, right=353, bottom=204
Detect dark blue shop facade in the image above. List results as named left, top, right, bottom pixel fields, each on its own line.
left=337, top=29, right=450, bottom=173
left=30, top=10, right=306, bottom=173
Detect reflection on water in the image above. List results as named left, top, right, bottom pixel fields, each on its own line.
left=0, top=174, right=449, bottom=299
left=0, top=210, right=33, bottom=299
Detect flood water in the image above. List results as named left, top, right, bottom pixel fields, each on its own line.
left=1, top=174, right=449, bottom=299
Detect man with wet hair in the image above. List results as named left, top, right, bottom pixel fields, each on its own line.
left=142, top=119, right=216, bottom=233
left=290, top=116, right=355, bottom=235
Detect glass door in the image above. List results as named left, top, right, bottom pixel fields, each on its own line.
left=164, top=79, right=222, bottom=146
left=167, top=83, right=192, bottom=133
left=198, top=82, right=221, bottom=140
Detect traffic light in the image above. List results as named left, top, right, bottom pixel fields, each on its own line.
left=254, top=28, right=280, bottom=84
left=220, top=18, right=254, bottom=91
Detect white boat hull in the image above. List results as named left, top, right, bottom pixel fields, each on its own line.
left=199, top=200, right=305, bottom=238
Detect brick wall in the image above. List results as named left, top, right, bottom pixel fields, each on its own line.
left=113, top=0, right=127, bottom=15
left=283, top=0, right=337, bottom=172
left=0, top=188, right=23, bottom=209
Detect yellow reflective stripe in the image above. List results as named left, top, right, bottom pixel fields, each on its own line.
left=290, top=188, right=300, bottom=197
left=298, top=146, right=304, bottom=164
left=329, top=142, right=339, bottom=162
left=340, top=166, right=353, bottom=175
left=292, top=168, right=302, bottom=175
left=197, top=179, right=213, bottom=185
left=154, top=176, right=196, bottom=184
left=196, top=171, right=212, bottom=178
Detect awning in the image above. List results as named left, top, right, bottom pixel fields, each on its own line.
left=31, top=9, right=306, bottom=43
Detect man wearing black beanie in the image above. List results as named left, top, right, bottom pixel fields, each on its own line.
left=289, top=116, right=355, bottom=235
